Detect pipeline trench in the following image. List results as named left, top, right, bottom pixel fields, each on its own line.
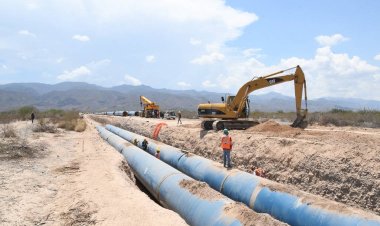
left=89, top=115, right=380, bottom=218
left=96, top=125, right=287, bottom=226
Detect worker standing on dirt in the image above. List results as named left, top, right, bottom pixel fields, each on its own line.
left=142, top=139, right=148, bottom=151
left=177, top=111, right=182, bottom=125
left=221, top=129, right=232, bottom=168
left=31, top=112, right=35, bottom=124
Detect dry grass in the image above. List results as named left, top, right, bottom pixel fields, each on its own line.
left=251, top=109, right=380, bottom=128
left=33, top=118, right=58, bottom=133
left=0, top=139, right=46, bottom=160
left=1, top=124, right=17, bottom=138
left=60, top=201, right=97, bottom=226
left=74, top=119, right=87, bottom=132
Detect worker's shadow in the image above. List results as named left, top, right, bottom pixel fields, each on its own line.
left=199, top=130, right=208, bottom=139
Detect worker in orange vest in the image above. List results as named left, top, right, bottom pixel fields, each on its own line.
left=221, top=129, right=232, bottom=168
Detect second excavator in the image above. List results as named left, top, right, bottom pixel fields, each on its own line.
left=198, top=65, right=308, bottom=130
left=140, top=95, right=160, bottom=118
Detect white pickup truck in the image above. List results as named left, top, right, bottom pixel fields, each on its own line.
left=164, top=111, right=176, bottom=120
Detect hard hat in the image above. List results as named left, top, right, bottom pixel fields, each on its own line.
left=223, top=129, right=229, bottom=135
left=157, top=147, right=160, bottom=152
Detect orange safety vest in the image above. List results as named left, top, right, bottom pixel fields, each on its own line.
left=221, top=135, right=232, bottom=150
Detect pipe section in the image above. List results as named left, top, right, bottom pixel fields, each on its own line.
left=105, top=124, right=380, bottom=226
left=97, top=126, right=281, bottom=226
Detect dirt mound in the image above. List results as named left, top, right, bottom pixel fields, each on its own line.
left=223, top=203, right=288, bottom=226
left=179, top=179, right=225, bottom=201
left=248, top=120, right=301, bottom=133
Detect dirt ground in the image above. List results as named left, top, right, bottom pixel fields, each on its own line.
left=0, top=120, right=187, bottom=226
left=95, top=115, right=380, bottom=215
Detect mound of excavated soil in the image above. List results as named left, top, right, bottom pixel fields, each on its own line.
left=247, top=120, right=301, bottom=133
left=179, top=179, right=225, bottom=201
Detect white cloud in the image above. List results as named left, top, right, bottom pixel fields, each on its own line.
left=18, top=30, right=36, bottom=38
left=89, top=0, right=258, bottom=41
left=57, top=66, right=91, bottom=80
left=374, top=54, right=380, bottom=61
left=145, top=55, right=156, bottom=63
left=202, top=80, right=217, bottom=87
left=191, top=52, right=224, bottom=65
left=72, top=35, right=90, bottom=42
left=242, top=48, right=263, bottom=58
left=124, top=74, right=142, bottom=86
left=190, top=38, right=202, bottom=46
left=56, top=58, right=64, bottom=63
left=315, top=34, right=348, bottom=46
left=26, top=2, right=39, bottom=10
left=177, top=81, right=191, bottom=88
left=216, top=46, right=380, bottom=100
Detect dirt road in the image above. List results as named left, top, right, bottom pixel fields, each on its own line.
left=0, top=120, right=187, bottom=226
left=94, top=115, right=380, bottom=215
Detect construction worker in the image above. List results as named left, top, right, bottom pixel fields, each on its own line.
left=142, top=139, right=148, bottom=151
left=31, top=112, right=35, bottom=124
left=133, top=138, right=139, bottom=146
left=155, top=147, right=160, bottom=159
left=177, top=111, right=182, bottom=125
left=221, top=129, right=232, bottom=168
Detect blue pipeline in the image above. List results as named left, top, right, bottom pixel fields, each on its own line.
left=96, top=126, right=265, bottom=226
left=105, top=124, right=380, bottom=226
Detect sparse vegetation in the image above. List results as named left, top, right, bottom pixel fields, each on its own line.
left=308, top=109, right=380, bottom=128
left=33, top=118, right=58, bottom=133
left=1, top=124, right=17, bottom=138
left=0, top=106, right=87, bottom=132
left=0, top=139, right=45, bottom=159
left=251, top=109, right=380, bottom=128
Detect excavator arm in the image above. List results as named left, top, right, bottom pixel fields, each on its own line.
left=231, top=66, right=307, bottom=123
left=140, top=96, right=154, bottom=105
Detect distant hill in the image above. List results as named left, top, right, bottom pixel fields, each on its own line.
left=0, top=82, right=379, bottom=112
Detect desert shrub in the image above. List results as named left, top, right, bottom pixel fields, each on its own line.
left=33, top=118, right=57, bottom=133
left=0, top=139, right=45, bottom=159
left=1, top=124, right=17, bottom=138
left=18, top=106, right=39, bottom=120
left=308, top=109, right=380, bottom=128
left=74, top=119, right=87, bottom=132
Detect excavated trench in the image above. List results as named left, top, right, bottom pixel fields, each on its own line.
left=94, top=115, right=380, bottom=215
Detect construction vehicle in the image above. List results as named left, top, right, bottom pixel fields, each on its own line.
left=163, top=110, right=176, bottom=120
left=140, top=96, right=160, bottom=118
left=197, top=65, right=308, bottom=130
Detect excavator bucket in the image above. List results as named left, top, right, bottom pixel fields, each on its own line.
left=291, top=115, right=308, bottom=128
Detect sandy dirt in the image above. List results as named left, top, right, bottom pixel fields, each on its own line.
left=95, top=115, right=380, bottom=215
left=0, top=120, right=187, bottom=226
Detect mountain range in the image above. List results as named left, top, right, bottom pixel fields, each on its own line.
left=0, top=82, right=379, bottom=112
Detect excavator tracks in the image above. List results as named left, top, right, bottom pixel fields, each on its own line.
left=201, top=120, right=259, bottom=130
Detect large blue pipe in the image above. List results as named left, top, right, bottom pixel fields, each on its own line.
left=96, top=126, right=284, bottom=226
left=105, top=124, right=380, bottom=226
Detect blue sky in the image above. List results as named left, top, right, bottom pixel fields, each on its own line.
left=0, top=0, right=379, bottom=100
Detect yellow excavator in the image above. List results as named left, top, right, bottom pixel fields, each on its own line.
left=198, top=65, right=308, bottom=130
left=140, top=95, right=160, bottom=118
